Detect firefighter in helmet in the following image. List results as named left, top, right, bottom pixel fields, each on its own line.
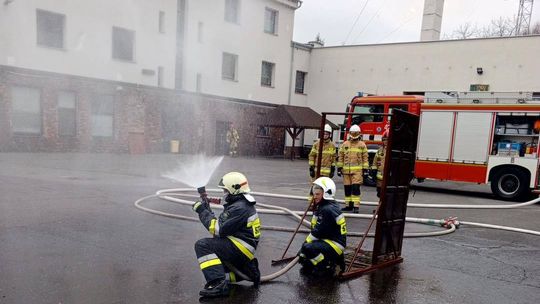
left=337, top=124, right=369, bottom=213
left=226, top=122, right=240, bottom=157
left=299, top=177, right=347, bottom=276
left=372, top=128, right=389, bottom=198
left=307, top=124, right=336, bottom=202
left=192, top=172, right=261, bottom=298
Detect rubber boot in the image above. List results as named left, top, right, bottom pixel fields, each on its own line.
left=199, top=279, right=230, bottom=298
left=341, top=202, right=354, bottom=212
left=353, top=207, right=359, bottom=213
left=246, top=258, right=261, bottom=287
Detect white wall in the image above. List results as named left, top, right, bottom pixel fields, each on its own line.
left=306, top=36, right=540, bottom=115
left=0, top=0, right=177, bottom=88
left=182, top=0, right=297, bottom=104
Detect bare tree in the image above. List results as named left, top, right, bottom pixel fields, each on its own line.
left=451, top=22, right=478, bottom=39
left=531, top=21, right=540, bottom=34
left=488, top=16, right=514, bottom=37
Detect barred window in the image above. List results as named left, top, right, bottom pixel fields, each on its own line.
left=222, top=53, right=238, bottom=81
left=264, top=8, right=278, bottom=34
left=261, top=61, right=275, bottom=87
left=295, top=71, right=307, bottom=94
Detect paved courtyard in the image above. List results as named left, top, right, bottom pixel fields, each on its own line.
left=0, top=153, right=539, bottom=304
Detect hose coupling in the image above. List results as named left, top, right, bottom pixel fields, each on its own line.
left=441, top=217, right=460, bottom=229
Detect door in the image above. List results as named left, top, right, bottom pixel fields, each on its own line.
left=215, top=120, right=229, bottom=155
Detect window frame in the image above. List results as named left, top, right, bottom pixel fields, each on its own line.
left=112, top=26, right=136, bottom=62
left=295, top=70, right=307, bottom=94
left=261, top=61, right=275, bottom=87
left=222, top=52, right=238, bottom=81
left=159, top=11, right=166, bottom=33
left=36, top=9, right=66, bottom=49
left=264, top=7, right=278, bottom=35
left=11, top=86, right=43, bottom=135
left=224, top=0, right=240, bottom=24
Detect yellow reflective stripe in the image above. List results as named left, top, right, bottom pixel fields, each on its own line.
left=343, top=166, right=362, bottom=171
left=351, top=196, right=360, bottom=203
left=335, top=214, right=345, bottom=225
left=310, top=216, right=318, bottom=229
left=209, top=219, right=217, bottom=235
left=200, top=258, right=222, bottom=270
left=344, top=195, right=351, bottom=201
left=229, top=272, right=236, bottom=283
left=227, top=236, right=255, bottom=260
left=348, top=148, right=367, bottom=153
left=310, top=253, right=325, bottom=265
left=306, top=233, right=318, bottom=243
left=323, top=239, right=344, bottom=255
left=336, top=162, right=343, bottom=167
left=363, top=162, right=369, bottom=168
left=308, top=161, right=315, bottom=165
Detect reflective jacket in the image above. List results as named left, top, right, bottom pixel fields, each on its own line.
left=305, top=199, right=347, bottom=255
left=337, top=138, right=369, bottom=174
left=308, top=139, right=336, bottom=176
left=196, top=193, right=260, bottom=260
left=372, top=146, right=386, bottom=185
left=226, top=129, right=240, bottom=146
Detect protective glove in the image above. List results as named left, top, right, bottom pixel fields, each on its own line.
left=337, top=167, right=343, bottom=177
left=192, top=201, right=207, bottom=213
left=362, top=169, right=369, bottom=179
left=309, top=166, right=315, bottom=178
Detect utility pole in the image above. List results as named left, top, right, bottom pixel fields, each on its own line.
left=516, top=0, right=535, bottom=35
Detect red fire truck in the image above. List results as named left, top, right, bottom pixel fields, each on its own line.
left=344, top=92, right=540, bottom=201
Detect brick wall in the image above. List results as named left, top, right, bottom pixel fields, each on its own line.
left=0, top=66, right=285, bottom=155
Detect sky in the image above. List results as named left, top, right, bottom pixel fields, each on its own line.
left=293, top=0, right=540, bottom=46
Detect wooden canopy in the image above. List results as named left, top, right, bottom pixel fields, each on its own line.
left=263, top=105, right=338, bottom=160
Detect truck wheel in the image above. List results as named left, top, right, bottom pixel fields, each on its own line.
left=490, top=168, right=529, bottom=201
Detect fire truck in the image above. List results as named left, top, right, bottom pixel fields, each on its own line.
left=344, top=91, right=540, bottom=201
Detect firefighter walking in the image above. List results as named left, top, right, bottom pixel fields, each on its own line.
left=298, top=177, right=347, bottom=276
left=226, top=122, right=240, bottom=157
left=192, top=172, right=261, bottom=298
left=337, top=124, right=369, bottom=213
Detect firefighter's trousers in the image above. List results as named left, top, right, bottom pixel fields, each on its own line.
left=299, top=240, right=343, bottom=271
left=194, top=237, right=258, bottom=284
left=343, top=172, right=362, bottom=207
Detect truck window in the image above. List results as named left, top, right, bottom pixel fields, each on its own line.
left=388, top=105, right=408, bottom=120
left=351, top=104, right=384, bottom=125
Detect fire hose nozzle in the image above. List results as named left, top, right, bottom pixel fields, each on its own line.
left=197, top=186, right=206, bottom=195
left=209, top=197, right=222, bottom=205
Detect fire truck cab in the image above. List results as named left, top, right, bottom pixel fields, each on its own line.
left=346, top=92, right=540, bottom=201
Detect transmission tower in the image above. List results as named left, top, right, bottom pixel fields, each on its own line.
left=515, top=0, right=534, bottom=35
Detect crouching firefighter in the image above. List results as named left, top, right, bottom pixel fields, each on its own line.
left=298, top=177, right=347, bottom=276
left=192, top=172, right=261, bottom=298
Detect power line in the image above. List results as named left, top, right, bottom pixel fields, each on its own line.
left=376, top=15, right=416, bottom=43
left=342, top=0, right=370, bottom=45
left=351, top=0, right=387, bottom=44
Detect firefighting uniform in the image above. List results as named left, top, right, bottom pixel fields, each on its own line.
left=372, top=145, right=386, bottom=198
left=226, top=128, right=240, bottom=157
left=193, top=193, right=261, bottom=285
left=308, top=138, right=336, bottom=181
left=299, top=198, right=347, bottom=271
left=337, top=138, right=369, bottom=207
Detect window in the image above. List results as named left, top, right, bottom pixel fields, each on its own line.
left=157, top=66, right=164, bottom=87
left=264, top=8, right=278, bottom=34
left=196, top=73, right=202, bottom=92
left=36, top=9, right=65, bottom=48
left=112, top=27, right=135, bottom=61
left=58, top=91, right=76, bottom=136
left=197, top=22, right=203, bottom=43
left=257, top=126, right=270, bottom=137
left=351, top=104, right=384, bottom=125
left=295, top=71, right=307, bottom=94
left=11, top=86, right=41, bottom=134
left=91, top=95, right=114, bottom=137
left=159, top=11, right=165, bottom=33
left=261, top=61, right=275, bottom=87
left=225, top=0, right=239, bottom=23
left=222, top=52, right=238, bottom=81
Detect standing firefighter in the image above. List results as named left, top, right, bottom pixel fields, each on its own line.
left=337, top=124, right=369, bottom=213
left=372, top=129, right=389, bottom=198
left=299, top=177, right=347, bottom=276
left=308, top=124, right=336, bottom=180
left=226, top=122, right=240, bottom=157
left=192, top=172, right=261, bottom=298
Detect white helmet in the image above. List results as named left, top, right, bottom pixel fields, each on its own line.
left=312, top=177, right=336, bottom=200
left=218, top=172, right=251, bottom=195
left=349, top=124, right=361, bottom=139
left=324, top=124, right=332, bottom=133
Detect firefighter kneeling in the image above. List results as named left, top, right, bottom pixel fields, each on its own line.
left=193, top=172, right=261, bottom=298
left=298, top=177, right=347, bottom=276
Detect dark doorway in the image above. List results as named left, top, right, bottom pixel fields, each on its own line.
left=215, top=120, right=229, bottom=155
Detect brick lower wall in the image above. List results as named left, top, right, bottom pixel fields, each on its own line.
left=0, top=66, right=285, bottom=155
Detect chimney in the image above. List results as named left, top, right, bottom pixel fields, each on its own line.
left=420, top=0, right=445, bottom=41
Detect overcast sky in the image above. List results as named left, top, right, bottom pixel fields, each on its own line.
left=293, top=0, right=540, bottom=46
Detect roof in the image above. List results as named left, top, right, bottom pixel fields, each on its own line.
left=263, top=104, right=338, bottom=129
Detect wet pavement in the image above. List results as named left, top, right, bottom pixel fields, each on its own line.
left=0, top=153, right=539, bottom=304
